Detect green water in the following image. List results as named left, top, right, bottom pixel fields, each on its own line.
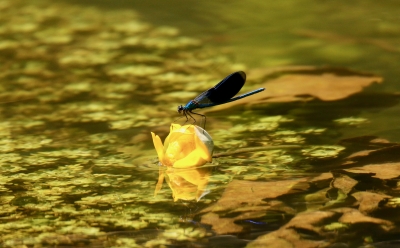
left=1, top=0, right=400, bottom=247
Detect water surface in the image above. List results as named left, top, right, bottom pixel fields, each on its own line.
left=1, top=0, right=400, bottom=247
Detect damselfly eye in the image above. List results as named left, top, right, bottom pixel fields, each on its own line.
left=177, top=105, right=183, bottom=113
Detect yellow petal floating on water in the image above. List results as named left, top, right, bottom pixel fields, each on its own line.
left=173, top=149, right=207, bottom=168
left=151, top=132, right=165, bottom=164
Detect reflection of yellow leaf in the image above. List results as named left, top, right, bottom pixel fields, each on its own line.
left=340, top=136, right=399, bottom=166
left=201, top=179, right=309, bottom=213
left=201, top=213, right=243, bottom=234
left=336, top=208, right=394, bottom=231
left=331, top=173, right=358, bottom=195
left=201, top=206, right=276, bottom=234
left=155, top=167, right=211, bottom=202
left=344, top=162, right=400, bottom=180
left=248, top=210, right=336, bottom=248
left=352, top=191, right=391, bottom=214
left=167, top=167, right=210, bottom=202
left=198, top=179, right=312, bottom=234
left=261, top=73, right=382, bottom=102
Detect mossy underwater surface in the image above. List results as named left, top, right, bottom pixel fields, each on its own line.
left=2, top=0, right=400, bottom=247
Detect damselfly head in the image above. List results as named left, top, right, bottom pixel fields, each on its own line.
left=177, top=105, right=184, bottom=114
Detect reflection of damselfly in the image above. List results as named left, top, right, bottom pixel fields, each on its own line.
left=177, top=71, right=264, bottom=125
